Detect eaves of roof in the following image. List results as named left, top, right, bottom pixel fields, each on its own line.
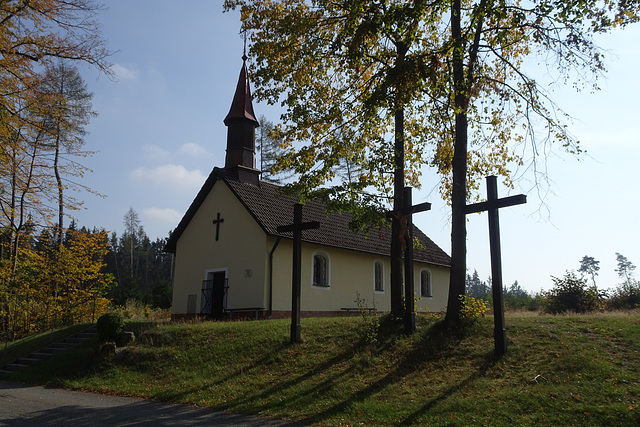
left=164, top=168, right=451, bottom=268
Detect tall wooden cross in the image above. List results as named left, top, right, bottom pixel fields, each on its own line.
left=212, top=212, right=224, bottom=242
left=277, top=203, right=320, bottom=344
left=465, top=175, right=526, bottom=356
left=388, top=187, right=431, bottom=334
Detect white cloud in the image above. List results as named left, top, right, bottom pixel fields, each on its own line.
left=178, top=142, right=210, bottom=157
left=111, top=63, right=139, bottom=81
left=142, top=144, right=170, bottom=161
left=131, top=164, right=205, bottom=190
left=142, top=207, right=182, bottom=225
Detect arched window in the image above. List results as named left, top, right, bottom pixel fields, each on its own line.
left=312, top=252, right=330, bottom=287
left=374, top=261, right=384, bottom=292
left=420, top=269, right=432, bottom=298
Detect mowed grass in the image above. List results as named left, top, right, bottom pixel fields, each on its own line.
left=7, top=312, right=640, bottom=426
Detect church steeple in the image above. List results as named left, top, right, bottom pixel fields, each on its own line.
left=223, top=55, right=260, bottom=185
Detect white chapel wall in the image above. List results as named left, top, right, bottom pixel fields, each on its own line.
left=269, top=241, right=450, bottom=314
left=172, top=181, right=267, bottom=315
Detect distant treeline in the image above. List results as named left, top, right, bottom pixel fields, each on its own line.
left=102, top=208, right=173, bottom=309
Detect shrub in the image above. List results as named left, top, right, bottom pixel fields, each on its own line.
left=459, top=295, right=488, bottom=323
left=542, top=271, right=600, bottom=314
left=607, top=280, right=640, bottom=310
left=96, top=312, right=125, bottom=342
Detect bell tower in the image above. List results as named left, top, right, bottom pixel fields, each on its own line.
left=223, top=55, right=260, bottom=185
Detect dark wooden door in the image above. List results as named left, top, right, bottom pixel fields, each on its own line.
left=211, top=271, right=226, bottom=318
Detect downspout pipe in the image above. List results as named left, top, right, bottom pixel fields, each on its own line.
left=268, top=238, right=281, bottom=319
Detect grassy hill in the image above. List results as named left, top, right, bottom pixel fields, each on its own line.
left=6, top=311, right=640, bottom=426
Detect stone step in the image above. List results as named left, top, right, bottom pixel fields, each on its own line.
left=49, top=342, right=76, bottom=349
left=64, top=337, right=88, bottom=343
left=2, top=363, right=29, bottom=372
left=76, top=332, right=97, bottom=339
left=0, top=324, right=98, bottom=376
left=16, top=357, right=42, bottom=365
left=37, top=347, right=65, bottom=354
left=28, top=352, right=52, bottom=359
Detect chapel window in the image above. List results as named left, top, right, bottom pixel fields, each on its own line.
left=313, top=253, right=329, bottom=287
left=374, top=261, right=384, bottom=292
left=420, top=270, right=432, bottom=298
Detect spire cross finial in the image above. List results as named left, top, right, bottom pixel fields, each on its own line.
left=241, top=27, right=248, bottom=61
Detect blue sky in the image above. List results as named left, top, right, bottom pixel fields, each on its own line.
left=74, top=1, right=639, bottom=294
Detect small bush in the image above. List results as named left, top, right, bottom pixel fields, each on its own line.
left=111, top=299, right=171, bottom=321
left=542, top=271, right=600, bottom=314
left=96, top=312, right=125, bottom=342
left=355, top=292, right=379, bottom=347
left=459, top=295, right=488, bottom=323
left=607, top=280, right=640, bottom=310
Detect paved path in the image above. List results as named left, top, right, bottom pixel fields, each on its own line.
left=0, top=381, right=304, bottom=426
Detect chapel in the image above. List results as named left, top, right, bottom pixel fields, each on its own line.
left=165, top=57, right=451, bottom=319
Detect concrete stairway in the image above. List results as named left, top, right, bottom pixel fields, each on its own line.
left=0, top=326, right=97, bottom=376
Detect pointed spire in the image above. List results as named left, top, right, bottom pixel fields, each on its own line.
left=224, top=56, right=259, bottom=126
left=223, top=56, right=261, bottom=185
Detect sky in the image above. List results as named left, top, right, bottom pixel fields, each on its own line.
left=74, top=1, right=639, bottom=294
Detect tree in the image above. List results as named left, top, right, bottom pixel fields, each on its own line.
left=1, top=225, right=112, bottom=340
left=441, top=0, right=638, bottom=324
left=542, top=271, right=599, bottom=314
left=123, top=208, right=142, bottom=281
left=225, top=0, right=445, bottom=317
left=466, top=269, right=490, bottom=300
left=34, top=61, right=97, bottom=247
left=102, top=213, right=173, bottom=307
left=615, top=253, right=636, bottom=284
left=0, top=0, right=111, bottom=276
left=225, top=0, right=639, bottom=324
left=0, top=0, right=111, bottom=116
left=256, top=115, right=292, bottom=184
left=578, top=255, right=600, bottom=287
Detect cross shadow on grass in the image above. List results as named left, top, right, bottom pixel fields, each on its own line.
left=303, top=317, right=497, bottom=425
left=13, top=317, right=499, bottom=425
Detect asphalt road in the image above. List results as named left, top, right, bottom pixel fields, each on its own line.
left=0, top=381, right=304, bottom=426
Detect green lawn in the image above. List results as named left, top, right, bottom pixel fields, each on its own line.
left=6, top=312, right=640, bottom=426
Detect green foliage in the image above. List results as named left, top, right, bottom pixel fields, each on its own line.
left=0, top=227, right=112, bottom=341
left=607, top=280, right=640, bottom=310
left=542, top=271, right=601, bottom=314
left=96, top=312, right=124, bottom=343
left=110, top=299, right=170, bottom=322
left=466, top=271, right=541, bottom=311
left=578, top=255, right=600, bottom=287
left=459, top=295, right=488, bottom=323
left=103, top=210, right=173, bottom=307
left=256, top=115, right=293, bottom=184
left=503, top=280, right=539, bottom=311
left=615, top=253, right=636, bottom=284
left=354, top=292, right=379, bottom=347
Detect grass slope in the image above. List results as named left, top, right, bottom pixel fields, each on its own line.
left=7, top=312, right=640, bottom=426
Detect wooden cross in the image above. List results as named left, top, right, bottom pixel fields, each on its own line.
left=277, top=203, right=320, bottom=344
left=387, top=187, right=431, bottom=334
left=465, top=175, right=526, bottom=356
left=212, top=212, right=224, bottom=241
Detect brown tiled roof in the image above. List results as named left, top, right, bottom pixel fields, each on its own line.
left=165, top=168, right=451, bottom=267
